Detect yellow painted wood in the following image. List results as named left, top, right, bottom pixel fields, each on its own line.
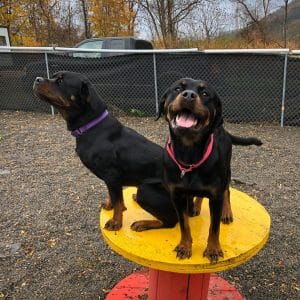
left=100, top=187, right=270, bottom=274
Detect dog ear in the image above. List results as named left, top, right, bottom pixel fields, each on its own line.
left=81, top=80, right=90, bottom=98
left=81, top=80, right=107, bottom=112
left=210, top=94, right=223, bottom=130
left=155, top=89, right=169, bottom=120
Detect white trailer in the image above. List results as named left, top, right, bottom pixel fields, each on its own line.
left=0, top=26, right=10, bottom=46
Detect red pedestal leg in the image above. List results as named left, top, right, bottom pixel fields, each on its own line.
left=106, top=269, right=243, bottom=300
left=149, top=269, right=210, bottom=300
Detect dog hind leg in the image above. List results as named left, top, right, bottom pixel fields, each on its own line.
left=131, top=183, right=177, bottom=231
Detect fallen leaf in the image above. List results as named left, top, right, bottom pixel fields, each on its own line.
left=49, top=239, right=57, bottom=248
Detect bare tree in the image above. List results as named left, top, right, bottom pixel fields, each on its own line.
left=282, top=0, right=289, bottom=47
left=24, top=0, right=81, bottom=46
left=80, top=0, right=91, bottom=38
left=37, top=0, right=60, bottom=45
left=57, top=0, right=82, bottom=45
left=230, top=0, right=275, bottom=45
left=136, top=0, right=202, bottom=47
left=184, top=1, right=230, bottom=46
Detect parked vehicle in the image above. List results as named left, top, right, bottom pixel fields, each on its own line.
left=0, top=26, right=13, bottom=68
left=71, top=37, right=153, bottom=58
left=0, top=26, right=10, bottom=47
left=21, top=37, right=160, bottom=114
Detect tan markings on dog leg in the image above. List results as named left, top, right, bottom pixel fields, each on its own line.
left=174, top=212, right=192, bottom=259
left=104, top=200, right=126, bottom=231
left=188, top=197, right=203, bottom=217
left=222, top=188, right=233, bottom=224
left=203, top=225, right=223, bottom=263
left=194, top=197, right=203, bottom=216
left=102, top=196, right=113, bottom=210
left=131, top=220, right=164, bottom=232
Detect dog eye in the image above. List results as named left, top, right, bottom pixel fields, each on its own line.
left=56, top=78, right=63, bottom=86
left=201, top=91, right=209, bottom=97
left=175, top=87, right=181, bottom=93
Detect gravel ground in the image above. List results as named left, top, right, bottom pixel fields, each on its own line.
left=0, top=110, right=299, bottom=300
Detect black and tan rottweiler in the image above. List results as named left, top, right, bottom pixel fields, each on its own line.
left=154, top=78, right=262, bottom=263
left=33, top=71, right=170, bottom=231
left=33, top=71, right=261, bottom=243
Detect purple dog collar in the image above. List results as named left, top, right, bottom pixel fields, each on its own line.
left=71, top=110, right=109, bottom=137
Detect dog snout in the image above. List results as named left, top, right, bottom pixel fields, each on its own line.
left=181, top=90, right=197, bottom=102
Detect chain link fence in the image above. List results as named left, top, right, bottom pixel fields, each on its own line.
left=0, top=48, right=299, bottom=126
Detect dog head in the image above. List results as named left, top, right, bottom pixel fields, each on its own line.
left=33, top=71, right=106, bottom=119
left=158, top=78, right=222, bottom=144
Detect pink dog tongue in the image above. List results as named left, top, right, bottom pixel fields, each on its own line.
left=176, top=113, right=197, bottom=128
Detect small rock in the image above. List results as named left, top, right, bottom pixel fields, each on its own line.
left=0, top=169, right=10, bottom=175
left=11, top=243, right=22, bottom=255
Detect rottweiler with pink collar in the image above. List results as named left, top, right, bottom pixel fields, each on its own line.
left=155, top=78, right=262, bottom=263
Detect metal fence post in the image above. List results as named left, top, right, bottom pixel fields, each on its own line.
left=44, top=52, right=54, bottom=116
left=153, top=53, right=159, bottom=117
left=281, top=53, right=288, bottom=127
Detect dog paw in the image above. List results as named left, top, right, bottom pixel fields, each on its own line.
left=104, top=219, right=122, bottom=231
left=131, top=220, right=163, bottom=231
left=221, top=213, right=233, bottom=224
left=131, top=221, right=147, bottom=232
left=203, top=247, right=224, bottom=264
left=174, top=244, right=192, bottom=259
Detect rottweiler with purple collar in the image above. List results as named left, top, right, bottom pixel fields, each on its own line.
left=33, top=71, right=171, bottom=231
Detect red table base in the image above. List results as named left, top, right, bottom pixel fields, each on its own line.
left=106, top=269, right=244, bottom=300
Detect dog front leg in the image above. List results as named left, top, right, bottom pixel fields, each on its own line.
left=104, top=185, right=126, bottom=231
left=102, top=186, right=113, bottom=210
left=173, top=193, right=193, bottom=259
left=221, top=188, right=233, bottom=224
left=188, top=197, right=203, bottom=217
left=203, top=194, right=224, bottom=263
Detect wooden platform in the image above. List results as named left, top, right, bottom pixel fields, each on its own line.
left=100, top=187, right=270, bottom=273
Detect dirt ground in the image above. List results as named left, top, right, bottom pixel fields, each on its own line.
left=0, top=111, right=299, bottom=300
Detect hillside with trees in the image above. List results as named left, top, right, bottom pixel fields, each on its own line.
left=0, top=0, right=299, bottom=48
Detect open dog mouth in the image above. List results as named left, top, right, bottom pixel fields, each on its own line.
left=171, top=109, right=202, bottom=130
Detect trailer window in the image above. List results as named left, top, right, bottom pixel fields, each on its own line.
left=0, top=36, right=7, bottom=46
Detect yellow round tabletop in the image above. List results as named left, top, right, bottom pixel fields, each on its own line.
left=100, top=187, right=270, bottom=274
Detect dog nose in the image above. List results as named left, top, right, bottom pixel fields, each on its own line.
left=35, top=77, right=44, bottom=84
left=181, top=90, right=197, bottom=101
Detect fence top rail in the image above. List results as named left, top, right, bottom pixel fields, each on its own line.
left=203, top=48, right=290, bottom=54
left=0, top=46, right=296, bottom=55
left=0, top=46, right=198, bottom=53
